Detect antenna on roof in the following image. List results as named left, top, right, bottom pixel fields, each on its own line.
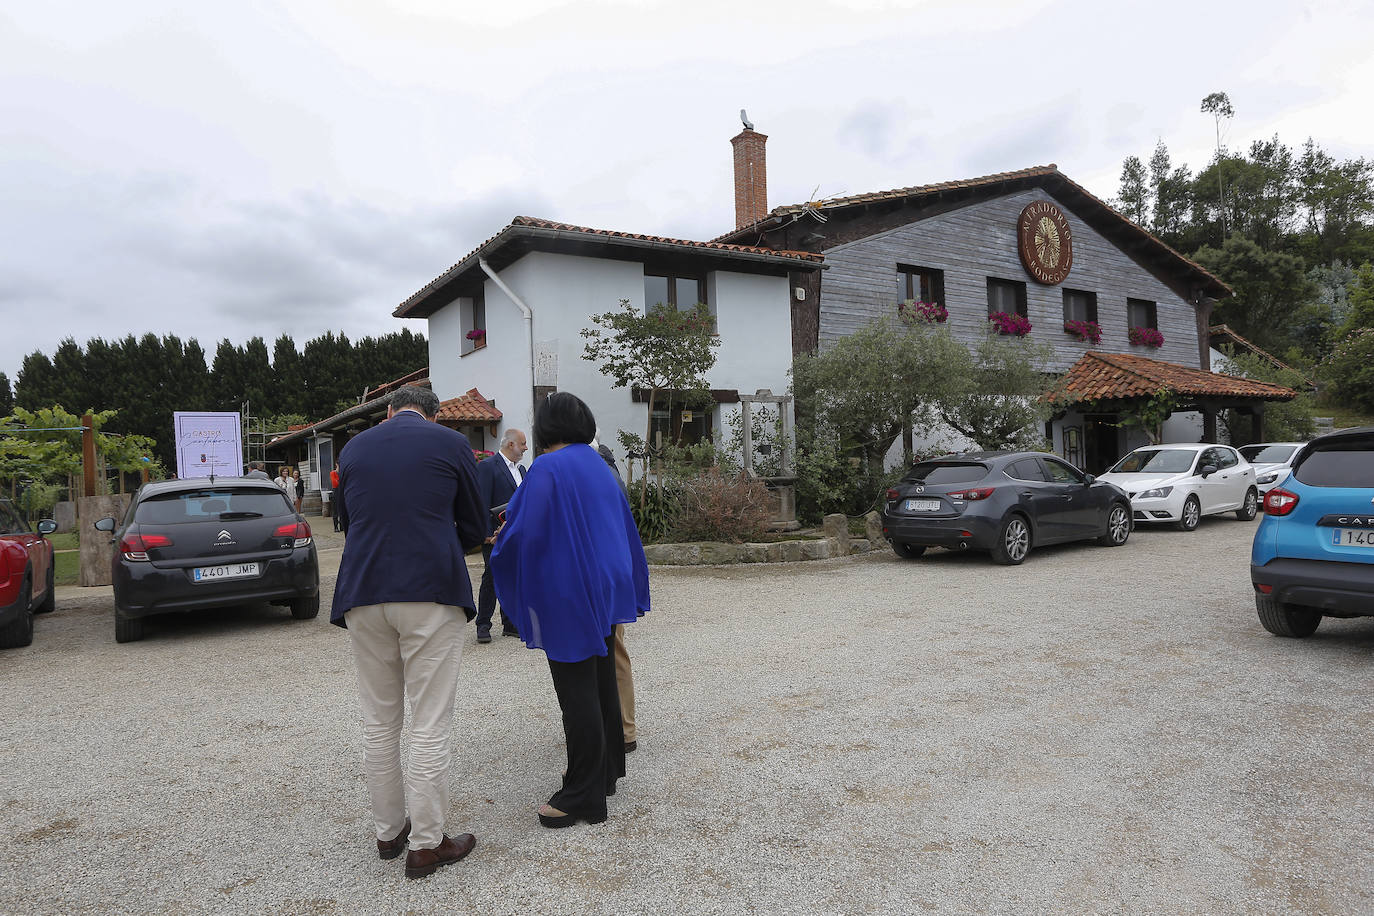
left=740, top=109, right=754, bottom=131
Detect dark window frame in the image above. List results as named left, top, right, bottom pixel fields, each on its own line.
left=644, top=272, right=713, bottom=331
left=897, top=264, right=946, bottom=305
left=1062, top=288, right=1099, bottom=324
left=1127, top=297, right=1158, bottom=330
left=987, top=277, right=1028, bottom=318
left=461, top=288, right=487, bottom=357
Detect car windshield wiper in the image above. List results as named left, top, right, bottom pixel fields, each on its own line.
left=218, top=511, right=263, bottom=519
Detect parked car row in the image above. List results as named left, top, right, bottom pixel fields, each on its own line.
left=880, top=432, right=1374, bottom=642
left=0, top=499, right=57, bottom=649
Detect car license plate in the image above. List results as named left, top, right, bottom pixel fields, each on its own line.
left=1331, top=528, right=1374, bottom=548
left=193, top=562, right=260, bottom=582
left=904, top=498, right=941, bottom=512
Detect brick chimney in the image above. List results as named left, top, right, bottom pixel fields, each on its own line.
left=731, top=128, right=768, bottom=229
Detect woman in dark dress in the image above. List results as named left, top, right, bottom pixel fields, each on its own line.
left=490, top=393, right=650, bottom=827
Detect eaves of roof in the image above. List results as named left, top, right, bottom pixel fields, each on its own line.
left=1208, top=324, right=1316, bottom=389
left=715, top=164, right=1231, bottom=301
left=1049, top=351, right=1296, bottom=405
left=266, top=378, right=433, bottom=450
left=394, top=215, right=826, bottom=319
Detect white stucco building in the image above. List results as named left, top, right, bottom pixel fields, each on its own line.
left=395, top=216, right=823, bottom=453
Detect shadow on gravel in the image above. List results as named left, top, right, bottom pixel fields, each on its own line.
left=122, top=603, right=311, bottom=645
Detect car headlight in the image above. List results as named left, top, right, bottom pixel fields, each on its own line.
left=1137, top=486, right=1173, bottom=499
left=1257, top=473, right=1278, bottom=484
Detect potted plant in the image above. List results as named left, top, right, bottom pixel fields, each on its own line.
left=465, top=328, right=486, bottom=349
left=1063, top=319, right=1102, bottom=344
left=989, top=311, right=1032, bottom=337
left=1128, top=326, right=1164, bottom=348
left=898, top=299, right=948, bottom=323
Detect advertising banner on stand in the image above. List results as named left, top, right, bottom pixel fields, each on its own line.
left=173, top=411, right=243, bottom=479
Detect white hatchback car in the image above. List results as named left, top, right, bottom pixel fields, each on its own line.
left=1237, top=442, right=1305, bottom=495
left=1098, top=443, right=1259, bottom=530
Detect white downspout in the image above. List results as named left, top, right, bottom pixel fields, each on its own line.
left=478, top=258, right=537, bottom=427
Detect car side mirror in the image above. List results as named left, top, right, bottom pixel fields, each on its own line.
left=1083, top=474, right=1096, bottom=485
left=1199, top=464, right=1218, bottom=479
left=37, top=519, right=57, bottom=536
left=93, top=517, right=116, bottom=532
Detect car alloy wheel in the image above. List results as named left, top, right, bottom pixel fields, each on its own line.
left=992, top=516, right=1030, bottom=565
left=1176, top=496, right=1201, bottom=532
left=1098, top=504, right=1130, bottom=546
left=0, top=576, right=34, bottom=649
left=1235, top=488, right=1258, bottom=521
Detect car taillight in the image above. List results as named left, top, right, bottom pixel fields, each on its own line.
left=950, top=487, right=995, bottom=501
left=119, top=533, right=172, bottom=561
left=274, top=521, right=312, bottom=548
left=1263, top=487, right=1299, bottom=516
left=885, top=488, right=900, bottom=501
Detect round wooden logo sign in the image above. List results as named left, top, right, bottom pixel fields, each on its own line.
left=1018, top=201, right=1073, bottom=285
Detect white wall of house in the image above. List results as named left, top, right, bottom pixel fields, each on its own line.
left=424, top=250, right=795, bottom=456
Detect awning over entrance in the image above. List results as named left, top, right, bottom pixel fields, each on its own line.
left=1048, top=350, right=1297, bottom=443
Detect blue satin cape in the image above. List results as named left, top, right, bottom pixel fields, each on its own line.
left=490, top=443, right=650, bottom=663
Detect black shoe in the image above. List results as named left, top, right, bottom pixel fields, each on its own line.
left=476, top=629, right=492, bottom=644
left=624, top=740, right=637, bottom=753
left=502, top=629, right=520, bottom=638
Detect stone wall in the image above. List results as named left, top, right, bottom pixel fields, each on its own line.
left=642, top=512, right=884, bottom=566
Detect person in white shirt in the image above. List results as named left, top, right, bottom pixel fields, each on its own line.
left=473, top=429, right=527, bottom=643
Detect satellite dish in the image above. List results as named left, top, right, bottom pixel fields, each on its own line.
left=740, top=109, right=754, bottom=131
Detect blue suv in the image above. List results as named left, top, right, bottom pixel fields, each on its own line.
left=1250, top=426, right=1374, bottom=637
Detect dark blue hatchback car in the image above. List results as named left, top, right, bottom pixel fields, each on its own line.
left=881, top=451, right=1133, bottom=565
left=1250, top=426, right=1374, bottom=637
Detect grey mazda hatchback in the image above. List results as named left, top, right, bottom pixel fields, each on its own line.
left=95, top=477, right=319, bottom=642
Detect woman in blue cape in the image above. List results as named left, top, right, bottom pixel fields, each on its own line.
left=490, top=392, right=650, bottom=827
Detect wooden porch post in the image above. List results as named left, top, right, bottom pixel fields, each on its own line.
left=1251, top=404, right=1265, bottom=443
left=1201, top=405, right=1217, bottom=443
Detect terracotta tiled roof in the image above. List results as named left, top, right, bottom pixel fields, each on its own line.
left=1209, top=324, right=1316, bottom=388
left=1050, top=351, right=1297, bottom=404
left=714, top=164, right=1230, bottom=299
left=363, top=367, right=429, bottom=400
left=436, top=388, right=502, bottom=423
left=395, top=215, right=824, bottom=318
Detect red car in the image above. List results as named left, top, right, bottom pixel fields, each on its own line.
left=0, top=498, right=57, bottom=649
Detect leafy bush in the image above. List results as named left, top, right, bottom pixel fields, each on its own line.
left=669, top=470, right=772, bottom=543
left=629, top=479, right=680, bottom=543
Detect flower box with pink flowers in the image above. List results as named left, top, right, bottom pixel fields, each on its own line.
left=988, top=311, right=1032, bottom=337
left=1129, top=326, right=1164, bottom=348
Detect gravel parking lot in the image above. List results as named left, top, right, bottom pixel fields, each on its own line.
left=2, top=519, right=1371, bottom=915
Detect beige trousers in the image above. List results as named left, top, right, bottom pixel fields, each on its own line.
left=614, top=624, right=636, bottom=743
left=347, top=602, right=465, bottom=851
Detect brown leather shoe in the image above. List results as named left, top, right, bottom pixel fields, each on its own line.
left=404, top=833, right=476, bottom=879
left=376, top=820, right=411, bottom=860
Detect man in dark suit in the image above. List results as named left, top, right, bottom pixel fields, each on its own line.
left=473, top=428, right=527, bottom=643
left=331, top=386, right=487, bottom=879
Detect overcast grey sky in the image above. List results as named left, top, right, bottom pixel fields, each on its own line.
left=3, top=0, right=1372, bottom=384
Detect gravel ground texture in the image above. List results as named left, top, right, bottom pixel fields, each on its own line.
left=2, top=518, right=1371, bottom=915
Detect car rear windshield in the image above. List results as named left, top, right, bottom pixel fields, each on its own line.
left=1109, top=449, right=1196, bottom=474
left=1240, top=444, right=1298, bottom=464
left=134, top=488, right=292, bottom=525
left=1292, top=440, right=1374, bottom=488
left=902, top=462, right=988, bottom=485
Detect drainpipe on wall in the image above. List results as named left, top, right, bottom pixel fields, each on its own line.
left=478, top=258, right=536, bottom=427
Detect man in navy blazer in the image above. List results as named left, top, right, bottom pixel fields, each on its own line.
left=331, top=386, right=487, bottom=879
left=473, top=428, right=527, bottom=642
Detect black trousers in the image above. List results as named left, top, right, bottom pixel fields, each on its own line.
left=475, top=544, right=515, bottom=634
left=547, top=634, right=626, bottom=818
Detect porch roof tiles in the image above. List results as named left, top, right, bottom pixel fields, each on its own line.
left=1051, top=351, right=1297, bottom=404
left=436, top=388, right=502, bottom=423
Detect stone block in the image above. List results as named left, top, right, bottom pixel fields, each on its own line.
left=698, top=542, right=740, bottom=565
left=766, top=543, right=785, bottom=563
left=850, top=538, right=870, bottom=554
left=780, top=540, right=805, bottom=562
left=644, top=544, right=702, bottom=565
left=78, top=494, right=132, bottom=587
left=800, top=539, right=833, bottom=560
left=741, top=544, right=770, bottom=563
left=864, top=510, right=884, bottom=544
left=822, top=513, right=850, bottom=554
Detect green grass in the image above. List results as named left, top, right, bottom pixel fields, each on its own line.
left=48, top=532, right=78, bottom=551
left=54, top=549, right=79, bottom=587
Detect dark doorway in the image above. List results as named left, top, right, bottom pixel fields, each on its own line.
left=1083, top=415, right=1121, bottom=474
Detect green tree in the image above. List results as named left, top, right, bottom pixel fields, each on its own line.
left=935, top=332, right=1055, bottom=450
left=1114, top=155, right=1150, bottom=224
left=0, top=373, right=12, bottom=414
left=1201, top=91, right=1235, bottom=236
left=1216, top=350, right=1315, bottom=443
left=1194, top=235, right=1315, bottom=352
left=581, top=299, right=720, bottom=504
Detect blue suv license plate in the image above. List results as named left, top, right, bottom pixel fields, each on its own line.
left=1332, top=528, right=1374, bottom=547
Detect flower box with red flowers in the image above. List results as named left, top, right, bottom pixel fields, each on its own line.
left=898, top=299, right=948, bottom=323
left=1063, top=319, right=1102, bottom=344
left=1128, top=326, right=1164, bottom=348
left=988, top=311, right=1032, bottom=337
